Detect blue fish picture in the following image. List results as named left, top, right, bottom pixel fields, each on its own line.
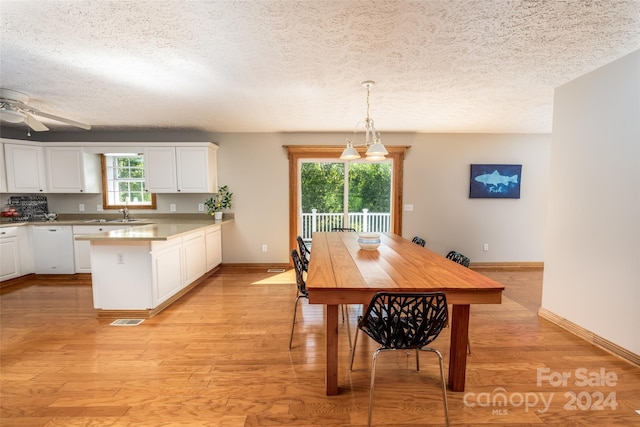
left=469, top=164, right=522, bottom=198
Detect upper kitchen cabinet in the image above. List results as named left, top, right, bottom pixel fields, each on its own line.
left=45, top=147, right=101, bottom=193
left=144, top=144, right=217, bottom=193
left=143, top=146, right=178, bottom=193
left=176, top=145, right=217, bottom=193
left=4, top=142, right=47, bottom=193
left=0, top=142, right=7, bottom=193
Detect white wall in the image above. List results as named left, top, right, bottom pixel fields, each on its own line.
left=402, top=133, right=550, bottom=261
left=212, top=131, right=551, bottom=263
left=542, top=50, right=640, bottom=355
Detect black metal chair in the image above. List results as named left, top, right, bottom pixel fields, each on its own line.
left=331, top=227, right=356, bottom=232
left=445, top=250, right=470, bottom=267
left=349, top=292, right=450, bottom=427
left=296, top=235, right=311, bottom=271
left=289, top=248, right=352, bottom=349
left=445, top=250, right=472, bottom=354
left=289, top=249, right=309, bottom=349
left=411, top=236, right=426, bottom=247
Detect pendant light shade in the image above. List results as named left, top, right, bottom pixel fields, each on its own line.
left=340, top=140, right=360, bottom=160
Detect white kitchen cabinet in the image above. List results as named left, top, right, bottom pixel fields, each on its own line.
left=88, top=224, right=221, bottom=311
left=205, top=224, right=222, bottom=271
left=72, top=225, right=131, bottom=273
left=0, top=226, right=34, bottom=282
left=182, top=230, right=206, bottom=285
left=176, top=145, right=218, bottom=193
left=17, top=226, right=34, bottom=276
left=143, top=147, right=177, bottom=193
left=0, top=142, right=7, bottom=193
left=144, top=144, right=218, bottom=193
left=45, top=147, right=101, bottom=193
left=151, top=239, right=183, bottom=306
left=0, top=227, right=20, bottom=282
left=4, top=143, right=47, bottom=193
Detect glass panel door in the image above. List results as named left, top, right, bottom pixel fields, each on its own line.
left=347, top=161, right=392, bottom=233
left=299, top=159, right=392, bottom=241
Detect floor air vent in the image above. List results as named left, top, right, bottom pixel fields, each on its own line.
left=110, top=319, right=144, bottom=326
left=267, top=268, right=286, bottom=273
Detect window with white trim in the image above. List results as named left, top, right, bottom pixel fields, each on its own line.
left=101, top=154, right=156, bottom=209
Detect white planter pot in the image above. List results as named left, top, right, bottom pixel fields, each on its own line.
left=214, top=211, right=223, bottom=220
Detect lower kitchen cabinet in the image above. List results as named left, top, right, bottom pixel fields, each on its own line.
left=182, top=230, right=206, bottom=285
left=151, top=239, right=183, bottom=306
left=90, top=227, right=216, bottom=311
left=205, top=224, right=222, bottom=271
left=0, top=227, right=20, bottom=281
left=1, top=226, right=34, bottom=282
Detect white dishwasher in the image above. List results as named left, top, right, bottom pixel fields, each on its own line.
left=32, top=226, right=75, bottom=274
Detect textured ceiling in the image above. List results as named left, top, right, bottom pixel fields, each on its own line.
left=1, top=0, right=639, bottom=134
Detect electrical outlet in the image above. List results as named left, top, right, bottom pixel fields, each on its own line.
left=198, top=203, right=205, bottom=212
left=117, top=254, right=125, bottom=264
left=97, top=205, right=103, bottom=212
left=262, top=244, right=268, bottom=252
left=170, top=204, right=176, bottom=212
left=78, top=203, right=85, bottom=212
left=483, top=243, right=489, bottom=251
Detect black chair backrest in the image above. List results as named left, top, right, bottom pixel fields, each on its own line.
left=331, top=227, right=356, bottom=232
left=359, top=292, right=448, bottom=350
left=445, top=250, right=470, bottom=268
left=296, top=236, right=311, bottom=271
left=290, top=249, right=308, bottom=296
left=411, top=236, right=426, bottom=247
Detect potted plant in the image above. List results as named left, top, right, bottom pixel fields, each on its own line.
left=205, top=185, right=233, bottom=220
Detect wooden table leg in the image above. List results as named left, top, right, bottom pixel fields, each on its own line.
left=325, top=304, right=339, bottom=395
left=448, top=304, right=470, bottom=392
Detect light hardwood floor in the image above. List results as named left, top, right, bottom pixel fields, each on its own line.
left=1, top=268, right=639, bottom=426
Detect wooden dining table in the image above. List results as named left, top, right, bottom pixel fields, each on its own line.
left=306, top=231, right=504, bottom=396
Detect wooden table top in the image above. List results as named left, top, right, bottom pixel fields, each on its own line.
left=307, top=232, right=504, bottom=305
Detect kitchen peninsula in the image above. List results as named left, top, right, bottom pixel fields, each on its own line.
left=76, top=219, right=229, bottom=318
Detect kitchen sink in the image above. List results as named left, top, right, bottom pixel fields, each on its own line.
left=84, top=219, right=108, bottom=223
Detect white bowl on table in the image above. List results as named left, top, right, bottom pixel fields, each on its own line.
left=358, top=233, right=381, bottom=250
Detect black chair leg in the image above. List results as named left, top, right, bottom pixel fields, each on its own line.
left=288, top=295, right=303, bottom=349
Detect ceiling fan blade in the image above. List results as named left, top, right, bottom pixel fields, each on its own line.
left=28, top=108, right=91, bottom=130
left=24, top=112, right=49, bottom=131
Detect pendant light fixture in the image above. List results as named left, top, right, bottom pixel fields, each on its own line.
left=340, top=80, right=388, bottom=162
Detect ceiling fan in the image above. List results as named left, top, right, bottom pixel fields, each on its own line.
left=0, top=88, right=91, bottom=132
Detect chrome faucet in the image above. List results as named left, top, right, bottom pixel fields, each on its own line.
left=119, top=206, right=130, bottom=221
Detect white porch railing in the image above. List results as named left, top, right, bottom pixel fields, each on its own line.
left=300, top=209, right=391, bottom=241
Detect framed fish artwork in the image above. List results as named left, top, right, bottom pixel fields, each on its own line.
left=469, top=164, right=522, bottom=199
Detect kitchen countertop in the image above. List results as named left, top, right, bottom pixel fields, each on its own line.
left=0, top=216, right=232, bottom=241
left=75, top=221, right=228, bottom=241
